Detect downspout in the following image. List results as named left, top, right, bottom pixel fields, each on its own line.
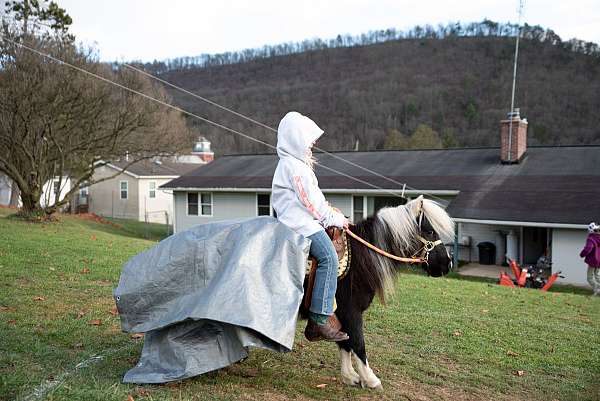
left=453, top=222, right=459, bottom=270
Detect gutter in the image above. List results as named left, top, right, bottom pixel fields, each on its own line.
left=161, top=187, right=459, bottom=196
left=454, top=217, right=587, bottom=230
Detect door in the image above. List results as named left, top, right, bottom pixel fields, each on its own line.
left=523, top=227, right=548, bottom=265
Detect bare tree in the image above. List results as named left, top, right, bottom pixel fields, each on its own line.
left=0, top=25, right=192, bottom=218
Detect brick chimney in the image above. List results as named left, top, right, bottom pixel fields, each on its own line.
left=500, top=108, right=528, bottom=164
left=191, top=136, right=214, bottom=163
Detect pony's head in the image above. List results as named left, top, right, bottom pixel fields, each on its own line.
left=377, top=195, right=454, bottom=278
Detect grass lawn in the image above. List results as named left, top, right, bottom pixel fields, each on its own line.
left=103, top=217, right=172, bottom=241
left=0, top=207, right=599, bottom=401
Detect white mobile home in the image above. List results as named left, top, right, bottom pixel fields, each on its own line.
left=162, top=116, right=600, bottom=287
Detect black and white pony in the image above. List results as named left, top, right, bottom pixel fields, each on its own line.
left=301, top=196, right=454, bottom=389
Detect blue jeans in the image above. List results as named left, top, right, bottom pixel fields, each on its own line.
left=308, top=230, right=339, bottom=316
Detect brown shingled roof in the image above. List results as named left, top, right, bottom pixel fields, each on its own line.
left=161, top=146, right=600, bottom=225
left=109, top=159, right=203, bottom=177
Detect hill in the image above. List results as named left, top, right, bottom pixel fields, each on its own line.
left=143, top=22, right=600, bottom=155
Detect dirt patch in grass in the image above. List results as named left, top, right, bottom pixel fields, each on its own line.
left=242, top=391, right=317, bottom=401
left=74, top=213, right=122, bottom=227
left=385, top=376, right=524, bottom=401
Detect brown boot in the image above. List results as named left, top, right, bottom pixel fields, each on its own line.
left=304, top=315, right=349, bottom=342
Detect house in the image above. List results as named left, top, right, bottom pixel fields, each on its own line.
left=0, top=173, right=13, bottom=206
left=161, top=115, right=600, bottom=287
left=88, top=135, right=214, bottom=223
left=0, top=173, right=72, bottom=210
left=0, top=137, right=214, bottom=219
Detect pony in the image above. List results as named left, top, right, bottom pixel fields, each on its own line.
left=300, top=196, right=454, bottom=389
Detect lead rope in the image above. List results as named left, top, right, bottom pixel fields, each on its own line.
left=345, top=228, right=425, bottom=264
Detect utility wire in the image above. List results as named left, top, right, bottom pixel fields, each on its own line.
left=2, top=35, right=418, bottom=199
left=122, top=62, right=449, bottom=203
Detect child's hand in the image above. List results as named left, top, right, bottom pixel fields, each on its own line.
left=332, top=212, right=349, bottom=229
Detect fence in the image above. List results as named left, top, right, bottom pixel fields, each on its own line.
left=144, top=210, right=173, bottom=239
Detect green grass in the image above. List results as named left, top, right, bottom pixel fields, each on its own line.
left=1, top=207, right=599, bottom=401
left=104, top=217, right=172, bottom=241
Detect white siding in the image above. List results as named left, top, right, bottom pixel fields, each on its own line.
left=40, top=177, right=71, bottom=208
left=174, top=191, right=353, bottom=233
left=0, top=173, right=12, bottom=206
left=552, top=228, right=589, bottom=286
left=88, top=166, right=139, bottom=220
left=0, top=174, right=71, bottom=209
left=174, top=191, right=257, bottom=232
left=324, top=193, right=352, bottom=218
left=138, top=178, right=176, bottom=223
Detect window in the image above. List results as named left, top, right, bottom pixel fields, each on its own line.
left=188, top=192, right=212, bottom=216
left=373, top=196, right=406, bottom=214
left=257, top=194, right=271, bottom=216
left=187, top=193, right=198, bottom=215
left=120, top=181, right=128, bottom=199
left=149, top=181, right=156, bottom=199
left=200, top=193, right=212, bottom=216
left=353, top=196, right=364, bottom=222
left=53, top=180, right=60, bottom=196
left=79, top=186, right=88, bottom=199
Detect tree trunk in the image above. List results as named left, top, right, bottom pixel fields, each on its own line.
left=19, top=188, right=49, bottom=217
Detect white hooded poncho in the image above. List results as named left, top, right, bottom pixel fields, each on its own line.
left=271, top=111, right=346, bottom=237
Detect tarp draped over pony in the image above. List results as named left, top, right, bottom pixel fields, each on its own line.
left=114, top=216, right=310, bottom=383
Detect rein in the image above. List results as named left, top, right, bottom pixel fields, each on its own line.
left=345, top=228, right=425, bottom=264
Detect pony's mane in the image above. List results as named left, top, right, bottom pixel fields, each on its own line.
left=353, top=197, right=454, bottom=303
left=420, top=199, right=455, bottom=243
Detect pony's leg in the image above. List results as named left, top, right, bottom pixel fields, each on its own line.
left=338, top=312, right=382, bottom=389
left=338, top=347, right=360, bottom=386
left=348, top=319, right=382, bottom=390
left=335, top=297, right=361, bottom=386
left=352, top=352, right=382, bottom=390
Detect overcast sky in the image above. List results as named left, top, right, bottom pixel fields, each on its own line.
left=44, top=0, right=600, bottom=61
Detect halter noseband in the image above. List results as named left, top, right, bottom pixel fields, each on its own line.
left=413, top=235, right=443, bottom=265
left=412, top=210, right=444, bottom=265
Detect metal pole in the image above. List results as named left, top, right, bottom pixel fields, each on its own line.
left=453, top=222, right=459, bottom=270
left=508, top=0, right=525, bottom=162
left=165, top=211, right=169, bottom=237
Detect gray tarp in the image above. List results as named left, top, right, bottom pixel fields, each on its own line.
left=114, top=216, right=310, bottom=383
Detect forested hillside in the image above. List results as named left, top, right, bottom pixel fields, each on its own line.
left=141, top=21, right=600, bottom=155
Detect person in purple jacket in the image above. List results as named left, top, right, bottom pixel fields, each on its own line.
left=580, top=222, right=600, bottom=296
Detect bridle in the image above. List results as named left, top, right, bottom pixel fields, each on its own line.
left=412, top=210, right=444, bottom=265
left=344, top=209, right=445, bottom=266
left=413, top=235, right=443, bottom=265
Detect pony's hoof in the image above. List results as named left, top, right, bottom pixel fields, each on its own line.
left=361, top=378, right=382, bottom=390
left=341, top=373, right=361, bottom=386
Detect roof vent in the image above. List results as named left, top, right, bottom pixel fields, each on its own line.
left=507, top=108, right=520, bottom=119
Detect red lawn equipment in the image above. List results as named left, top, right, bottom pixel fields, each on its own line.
left=499, top=258, right=564, bottom=291
left=499, top=272, right=516, bottom=287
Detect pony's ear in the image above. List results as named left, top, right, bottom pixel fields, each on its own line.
left=415, top=195, right=424, bottom=212
left=406, top=195, right=424, bottom=218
